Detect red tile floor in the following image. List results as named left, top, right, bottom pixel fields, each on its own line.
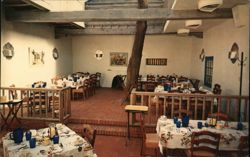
left=0, top=88, right=158, bottom=157
left=71, top=88, right=127, bottom=122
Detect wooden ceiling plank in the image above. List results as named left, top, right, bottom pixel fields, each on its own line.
left=5, top=8, right=233, bottom=22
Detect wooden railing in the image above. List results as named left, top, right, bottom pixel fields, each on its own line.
left=130, top=88, right=249, bottom=125
left=0, top=87, right=71, bottom=122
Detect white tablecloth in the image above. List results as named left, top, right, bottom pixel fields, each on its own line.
left=2, top=124, right=98, bottom=157
left=157, top=117, right=249, bottom=152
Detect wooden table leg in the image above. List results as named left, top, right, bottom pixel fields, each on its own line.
left=127, top=111, right=130, bottom=140
left=9, top=103, right=22, bottom=126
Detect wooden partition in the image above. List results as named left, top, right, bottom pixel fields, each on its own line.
left=130, top=88, right=249, bottom=125
left=0, top=87, right=71, bottom=122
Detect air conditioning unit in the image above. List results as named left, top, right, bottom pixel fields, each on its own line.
left=185, top=20, right=202, bottom=29
left=177, top=28, right=190, bottom=36
left=198, top=0, right=223, bottom=12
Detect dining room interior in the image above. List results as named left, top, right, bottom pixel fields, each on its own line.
left=0, top=0, right=249, bottom=157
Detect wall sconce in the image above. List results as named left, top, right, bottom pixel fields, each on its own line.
left=228, top=42, right=247, bottom=122
left=2, top=42, right=14, bottom=59
left=228, top=42, right=239, bottom=64
left=95, top=50, right=103, bottom=60
left=199, top=48, right=205, bottom=62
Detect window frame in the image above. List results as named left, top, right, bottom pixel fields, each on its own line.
left=204, top=56, right=214, bottom=88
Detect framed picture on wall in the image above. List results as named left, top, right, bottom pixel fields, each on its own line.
left=29, top=47, right=45, bottom=66
left=110, top=52, right=128, bottom=66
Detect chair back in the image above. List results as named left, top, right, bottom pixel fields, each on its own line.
left=145, top=82, right=156, bottom=92
left=190, top=131, right=221, bottom=157
left=147, top=75, right=155, bottom=82
left=238, top=136, right=249, bottom=156
left=213, top=84, right=222, bottom=95
left=82, top=124, right=97, bottom=148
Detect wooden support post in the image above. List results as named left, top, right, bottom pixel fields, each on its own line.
left=126, top=0, right=148, bottom=92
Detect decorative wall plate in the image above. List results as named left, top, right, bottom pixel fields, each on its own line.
left=228, top=42, right=239, bottom=64
left=2, top=42, right=14, bottom=59
left=52, top=48, right=59, bottom=60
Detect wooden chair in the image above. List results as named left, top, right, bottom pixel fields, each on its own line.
left=145, top=82, right=157, bottom=92
left=96, top=72, right=101, bottom=88
left=140, top=113, right=159, bottom=157
left=82, top=124, right=97, bottom=148
left=147, top=75, right=156, bottom=82
left=72, top=85, right=84, bottom=100
left=185, top=131, right=221, bottom=157
left=89, top=74, right=97, bottom=95
left=229, top=136, right=249, bottom=157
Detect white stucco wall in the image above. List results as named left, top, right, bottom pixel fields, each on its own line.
left=190, top=9, right=249, bottom=95
left=72, top=35, right=193, bottom=87
left=1, top=20, right=73, bottom=87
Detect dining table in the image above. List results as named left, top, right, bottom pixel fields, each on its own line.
left=156, top=116, right=249, bottom=154
left=2, top=123, right=98, bottom=157
left=0, top=97, right=23, bottom=130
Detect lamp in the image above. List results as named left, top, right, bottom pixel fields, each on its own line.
left=95, top=50, right=103, bottom=60
left=228, top=42, right=247, bottom=122
left=185, top=20, right=202, bottom=29
left=198, top=0, right=223, bottom=12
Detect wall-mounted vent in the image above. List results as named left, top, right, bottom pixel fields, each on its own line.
left=185, top=20, right=202, bottom=29
left=198, top=0, right=223, bottom=12
left=177, top=28, right=190, bottom=36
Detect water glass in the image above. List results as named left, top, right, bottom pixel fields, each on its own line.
left=173, top=117, right=178, bottom=124
left=197, top=122, right=203, bottom=129
left=237, top=122, right=243, bottom=130
left=53, top=135, right=59, bottom=144
left=25, top=131, right=32, bottom=141
left=176, top=121, right=181, bottom=128
left=182, top=116, right=189, bottom=127
left=29, top=138, right=36, bottom=148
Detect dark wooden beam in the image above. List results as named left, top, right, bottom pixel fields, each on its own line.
left=126, top=0, right=148, bottom=91
left=5, top=8, right=233, bottom=22
left=55, top=26, right=163, bottom=35
left=55, top=27, right=203, bottom=38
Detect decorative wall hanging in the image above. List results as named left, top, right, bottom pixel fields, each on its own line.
left=110, top=52, right=128, bottom=66
left=2, top=42, right=14, bottom=59
left=52, top=48, right=59, bottom=60
left=29, top=47, right=45, bottom=66
left=228, top=42, right=239, bottom=64
left=199, top=48, right=205, bottom=62
left=95, top=50, right=103, bottom=60
left=146, top=58, right=167, bottom=66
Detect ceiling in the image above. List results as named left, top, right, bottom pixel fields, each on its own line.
left=3, top=0, right=250, bottom=37
left=164, top=0, right=249, bottom=33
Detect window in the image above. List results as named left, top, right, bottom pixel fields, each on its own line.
left=204, top=56, right=213, bottom=88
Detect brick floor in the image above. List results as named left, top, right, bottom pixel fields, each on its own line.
left=71, top=88, right=127, bottom=122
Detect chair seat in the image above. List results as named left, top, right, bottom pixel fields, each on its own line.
left=145, top=133, right=159, bottom=148
left=185, top=149, right=216, bottom=157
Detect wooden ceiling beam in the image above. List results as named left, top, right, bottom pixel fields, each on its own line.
left=6, top=8, right=233, bottom=22
left=55, top=27, right=203, bottom=38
